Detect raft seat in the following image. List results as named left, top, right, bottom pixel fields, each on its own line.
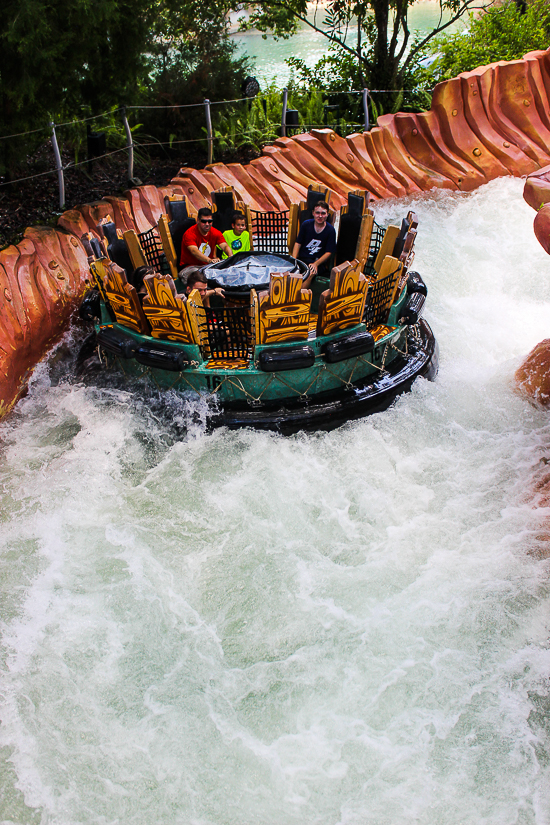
left=364, top=255, right=404, bottom=337
left=141, top=272, right=198, bottom=345
left=96, top=219, right=134, bottom=279
left=182, top=287, right=253, bottom=364
left=245, top=207, right=290, bottom=254
left=365, top=210, right=418, bottom=281
left=91, top=258, right=150, bottom=335
left=211, top=186, right=248, bottom=233
left=123, top=227, right=172, bottom=279
left=164, top=196, right=197, bottom=264
left=252, top=271, right=312, bottom=345
left=316, top=260, right=368, bottom=337
left=335, top=191, right=374, bottom=272
left=287, top=184, right=335, bottom=253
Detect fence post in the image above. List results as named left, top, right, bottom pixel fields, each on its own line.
left=121, top=107, right=134, bottom=183
left=50, top=121, right=65, bottom=211
left=281, top=88, right=288, bottom=138
left=362, top=89, right=370, bottom=132
left=204, top=99, right=213, bottom=165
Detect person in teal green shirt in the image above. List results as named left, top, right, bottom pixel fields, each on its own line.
left=222, top=211, right=251, bottom=258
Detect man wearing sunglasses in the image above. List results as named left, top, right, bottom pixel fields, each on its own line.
left=179, top=207, right=232, bottom=271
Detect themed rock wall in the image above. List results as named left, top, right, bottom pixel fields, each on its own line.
left=2, top=48, right=550, bottom=418
left=0, top=228, right=90, bottom=419
left=514, top=163, right=550, bottom=405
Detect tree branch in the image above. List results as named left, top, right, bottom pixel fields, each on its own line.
left=249, top=0, right=373, bottom=69
left=390, top=0, right=410, bottom=67
left=402, top=0, right=496, bottom=71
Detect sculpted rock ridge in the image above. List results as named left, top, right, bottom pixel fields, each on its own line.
left=3, top=49, right=550, bottom=418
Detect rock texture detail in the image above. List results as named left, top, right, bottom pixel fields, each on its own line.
left=515, top=155, right=550, bottom=404
left=0, top=228, right=91, bottom=418
left=515, top=338, right=550, bottom=408
left=3, top=49, right=550, bottom=418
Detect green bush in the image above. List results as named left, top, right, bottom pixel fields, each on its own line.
left=427, top=0, right=550, bottom=84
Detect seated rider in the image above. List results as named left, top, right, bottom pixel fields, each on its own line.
left=222, top=211, right=251, bottom=258
left=179, top=207, right=232, bottom=280
left=292, top=201, right=336, bottom=289
left=131, top=265, right=156, bottom=303
left=185, top=268, right=225, bottom=308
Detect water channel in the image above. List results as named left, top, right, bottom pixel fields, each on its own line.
left=1, top=177, right=550, bottom=824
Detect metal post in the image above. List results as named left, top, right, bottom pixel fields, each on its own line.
left=363, top=88, right=370, bottom=132
left=204, top=99, right=213, bottom=165
left=281, top=88, right=288, bottom=138
left=50, top=121, right=65, bottom=211
left=121, top=107, right=134, bottom=183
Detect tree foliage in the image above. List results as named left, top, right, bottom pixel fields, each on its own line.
left=242, top=0, right=494, bottom=112
left=426, top=0, right=550, bottom=83
left=0, top=0, right=249, bottom=174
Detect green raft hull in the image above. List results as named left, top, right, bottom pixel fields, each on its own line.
left=93, top=315, right=438, bottom=435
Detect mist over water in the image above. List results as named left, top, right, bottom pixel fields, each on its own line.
left=2, top=177, right=550, bottom=825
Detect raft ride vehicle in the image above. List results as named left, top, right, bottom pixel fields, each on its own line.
left=79, top=185, right=438, bottom=434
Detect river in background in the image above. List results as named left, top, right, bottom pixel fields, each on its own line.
left=2, top=177, right=550, bottom=824
left=230, top=0, right=466, bottom=86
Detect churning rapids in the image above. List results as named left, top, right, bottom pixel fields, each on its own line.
left=2, top=177, right=550, bottom=825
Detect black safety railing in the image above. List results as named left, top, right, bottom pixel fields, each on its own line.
left=364, top=269, right=400, bottom=329
left=138, top=228, right=171, bottom=275
left=364, top=221, right=385, bottom=278
left=202, top=306, right=253, bottom=360
left=250, top=210, right=290, bottom=255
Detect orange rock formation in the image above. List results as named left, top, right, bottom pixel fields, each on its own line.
left=3, top=48, right=550, bottom=418
left=515, top=159, right=550, bottom=404
left=515, top=338, right=550, bottom=408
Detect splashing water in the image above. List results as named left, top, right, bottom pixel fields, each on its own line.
left=1, top=177, right=550, bottom=825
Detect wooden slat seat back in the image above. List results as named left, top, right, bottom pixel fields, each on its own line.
left=123, top=229, right=148, bottom=271
left=142, top=273, right=198, bottom=344
left=157, top=214, right=179, bottom=278
left=184, top=289, right=211, bottom=357
left=364, top=255, right=404, bottom=331
left=252, top=272, right=312, bottom=345
left=391, top=211, right=419, bottom=297
left=316, top=260, right=368, bottom=337
left=335, top=190, right=375, bottom=269
left=392, top=211, right=418, bottom=261
left=373, top=225, right=401, bottom=274
left=81, top=232, right=107, bottom=262
left=91, top=259, right=149, bottom=335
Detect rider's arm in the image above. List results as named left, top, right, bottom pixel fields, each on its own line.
left=185, top=244, right=213, bottom=265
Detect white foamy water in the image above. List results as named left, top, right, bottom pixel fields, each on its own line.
left=2, top=177, right=550, bottom=825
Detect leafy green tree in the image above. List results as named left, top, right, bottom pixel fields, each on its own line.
left=426, top=0, right=550, bottom=83
left=0, top=0, right=248, bottom=174
left=241, top=0, right=494, bottom=112
left=0, top=0, right=157, bottom=174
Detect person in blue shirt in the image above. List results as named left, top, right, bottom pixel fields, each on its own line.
left=292, top=201, right=336, bottom=288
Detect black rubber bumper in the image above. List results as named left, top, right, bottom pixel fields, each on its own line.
left=214, top=319, right=439, bottom=435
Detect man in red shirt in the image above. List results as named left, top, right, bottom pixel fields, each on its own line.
left=180, top=207, right=232, bottom=270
